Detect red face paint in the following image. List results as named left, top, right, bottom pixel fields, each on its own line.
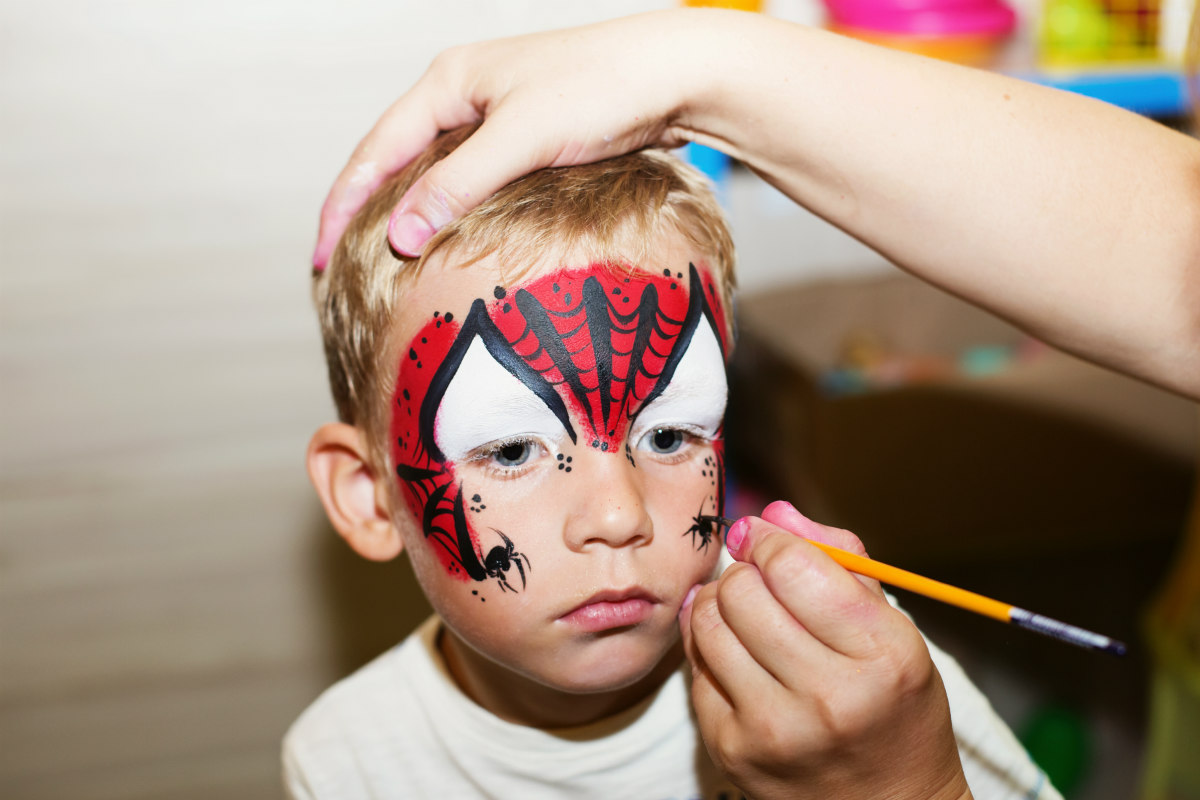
left=391, top=262, right=728, bottom=588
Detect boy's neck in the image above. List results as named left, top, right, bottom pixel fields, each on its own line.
left=438, top=626, right=685, bottom=729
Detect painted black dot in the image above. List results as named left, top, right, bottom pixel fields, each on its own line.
left=553, top=283, right=560, bottom=293
left=472, top=494, right=481, bottom=503
left=612, top=287, right=621, bottom=296
left=601, top=442, right=609, bottom=452
left=503, top=303, right=511, bottom=313
left=557, top=463, right=564, bottom=470
left=564, top=293, right=572, bottom=305
left=663, top=269, right=671, bottom=276
left=480, top=505, right=485, bottom=510
left=433, top=311, right=440, bottom=317
left=417, top=362, right=422, bottom=369
left=592, top=439, right=599, bottom=448
left=444, top=312, right=454, bottom=323
left=624, top=277, right=630, bottom=283
left=472, top=590, right=478, bottom=595
left=623, top=296, right=630, bottom=303
left=566, top=457, right=572, bottom=463
left=564, top=467, right=571, bottom=473
left=670, top=283, right=677, bottom=290
left=409, top=348, right=418, bottom=360
left=421, top=337, right=427, bottom=344
left=402, top=389, right=410, bottom=401
left=436, top=320, right=442, bottom=328
left=494, top=286, right=506, bottom=299
left=556, top=454, right=564, bottom=461
left=677, top=272, right=683, bottom=279
left=481, top=597, right=486, bottom=602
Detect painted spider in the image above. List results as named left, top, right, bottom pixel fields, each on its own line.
left=483, top=531, right=531, bottom=593
left=684, top=502, right=717, bottom=553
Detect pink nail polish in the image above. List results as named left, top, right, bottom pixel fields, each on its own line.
left=312, top=240, right=331, bottom=271
left=725, top=517, right=749, bottom=557
left=388, top=212, right=436, bottom=256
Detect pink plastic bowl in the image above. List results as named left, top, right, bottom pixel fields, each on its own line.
left=826, top=0, right=1016, bottom=37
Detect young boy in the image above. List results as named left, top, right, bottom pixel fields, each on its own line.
left=287, top=126, right=1058, bottom=800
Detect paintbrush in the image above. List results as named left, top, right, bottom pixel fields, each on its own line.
left=699, top=515, right=1126, bottom=656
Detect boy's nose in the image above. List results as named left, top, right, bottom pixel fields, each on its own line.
left=563, top=446, right=652, bottom=552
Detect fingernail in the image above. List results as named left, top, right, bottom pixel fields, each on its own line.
left=679, top=584, right=701, bottom=620
left=312, top=241, right=330, bottom=272
left=764, top=499, right=815, bottom=531
left=725, top=517, right=749, bottom=558
left=764, top=499, right=801, bottom=517
left=388, top=211, right=436, bottom=256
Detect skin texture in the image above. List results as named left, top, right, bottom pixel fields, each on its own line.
left=678, top=502, right=972, bottom=800
left=313, top=8, right=1200, bottom=400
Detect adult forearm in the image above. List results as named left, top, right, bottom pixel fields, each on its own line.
left=315, top=8, right=1200, bottom=396
left=679, top=12, right=1200, bottom=395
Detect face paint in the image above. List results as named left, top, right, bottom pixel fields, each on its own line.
left=391, top=262, right=729, bottom=590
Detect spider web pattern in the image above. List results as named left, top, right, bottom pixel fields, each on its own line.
left=390, top=262, right=728, bottom=584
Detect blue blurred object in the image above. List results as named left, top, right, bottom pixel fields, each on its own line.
left=681, top=142, right=732, bottom=204
left=959, top=344, right=1014, bottom=376
left=1017, top=68, right=1188, bottom=118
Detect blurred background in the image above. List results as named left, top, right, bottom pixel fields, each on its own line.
left=1, top=1, right=1196, bottom=798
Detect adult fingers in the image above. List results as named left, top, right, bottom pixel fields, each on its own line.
left=678, top=583, right=737, bottom=733
left=386, top=105, right=571, bottom=256
left=711, top=560, right=842, bottom=691
left=759, top=501, right=883, bottom=597
left=679, top=581, right=781, bottom=714
left=314, top=11, right=703, bottom=265
left=728, top=517, right=912, bottom=660
left=312, top=52, right=481, bottom=269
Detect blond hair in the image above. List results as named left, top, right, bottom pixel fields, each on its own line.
left=314, top=126, right=736, bottom=469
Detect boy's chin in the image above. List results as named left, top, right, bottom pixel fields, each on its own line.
left=534, top=636, right=686, bottom=697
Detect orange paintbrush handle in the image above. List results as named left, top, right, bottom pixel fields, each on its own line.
left=702, top=516, right=1126, bottom=656
left=804, top=539, right=1013, bottom=622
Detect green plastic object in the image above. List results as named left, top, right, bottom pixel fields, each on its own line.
left=1020, top=705, right=1092, bottom=795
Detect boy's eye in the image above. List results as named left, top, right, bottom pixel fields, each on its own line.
left=640, top=428, right=685, bottom=454
left=495, top=441, right=532, bottom=467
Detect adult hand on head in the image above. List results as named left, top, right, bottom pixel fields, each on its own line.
left=313, top=9, right=732, bottom=268
left=678, top=501, right=972, bottom=800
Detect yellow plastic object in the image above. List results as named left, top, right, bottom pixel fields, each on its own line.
left=1040, top=0, right=1164, bottom=66
left=831, top=23, right=1009, bottom=65
left=1141, top=449, right=1200, bottom=800
left=682, top=0, right=764, bottom=10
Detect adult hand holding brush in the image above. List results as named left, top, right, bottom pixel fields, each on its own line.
left=677, top=501, right=973, bottom=800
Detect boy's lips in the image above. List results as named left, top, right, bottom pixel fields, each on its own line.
left=559, top=588, right=659, bottom=633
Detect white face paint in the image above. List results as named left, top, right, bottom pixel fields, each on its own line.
left=628, top=315, right=728, bottom=445
left=433, top=336, right=568, bottom=463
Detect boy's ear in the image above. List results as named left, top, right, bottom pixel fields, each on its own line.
left=307, top=423, right=404, bottom=562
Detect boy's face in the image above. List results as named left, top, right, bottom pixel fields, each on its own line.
left=387, top=230, right=729, bottom=711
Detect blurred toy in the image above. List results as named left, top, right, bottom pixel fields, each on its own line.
left=823, top=0, right=1017, bottom=65
left=682, top=0, right=764, bottom=10
left=1039, top=0, right=1165, bottom=65
left=1020, top=704, right=1093, bottom=795
left=820, top=329, right=1040, bottom=396
left=1141, top=492, right=1200, bottom=799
